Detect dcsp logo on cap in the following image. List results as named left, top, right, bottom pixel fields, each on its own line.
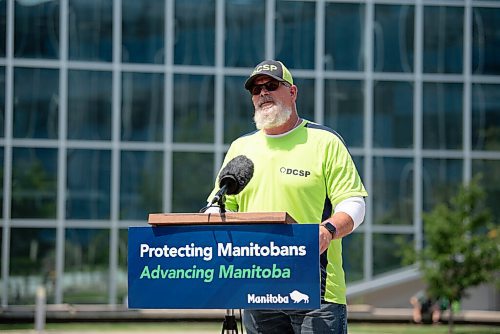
left=252, top=64, right=278, bottom=76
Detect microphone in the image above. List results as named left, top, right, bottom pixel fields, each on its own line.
left=210, top=155, right=254, bottom=206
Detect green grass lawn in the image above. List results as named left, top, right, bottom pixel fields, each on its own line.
left=1, top=322, right=499, bottom=333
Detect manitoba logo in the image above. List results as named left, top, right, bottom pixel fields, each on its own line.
left=247, top=290, right=309, bottom=304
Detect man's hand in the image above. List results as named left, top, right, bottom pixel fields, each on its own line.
left=319, top=225, right=334, bottom=253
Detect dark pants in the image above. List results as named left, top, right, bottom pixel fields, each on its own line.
left=242, top=303, right=347, bottom=334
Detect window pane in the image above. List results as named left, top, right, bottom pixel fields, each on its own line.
left=11, top=148, right=57, bottom=219
left=9, top=228, right=56, bottom=305
left=325, top=80, right=364, bottom=147
left=472, top=160, right=500, bottom=218
left=472, top=84, right=500, bottom=151
left=117, top=229, right=128, bottom=303
left=374, top=81, right=413, bottom=148
left=294, top=78, right=315, bottom=122
left=422, top=159, right=462, bottom=212
left=13, top=68, right=59, bottom=139
left=64, top=228, right=109, bottom=304
left=224, top=76, right=254, bottom=144
left=473, top=8, right=500, bottom=75
left=0, top=149, right=3, bottom=215
left=423, top=6, right=463, bottom=74
left=68, top=0, right=112, bottom=62
left=275, top=1, right=315, bottom=70
left=374, top=5, right=414, bottom=73
left=14, top=0, right=59, bottom=59
left=122, top=1, right=164, bottom=64
left=373, top=157, right=413, bottom=225
left=120, top=151, right=163, bottom=220
left=342, top=232, right=364, bottom=283
left=325, top=3, right=364, bottom=71
left=0, top=1, right=6, bottom=57
left=352, top=156, right=364, bottom=182
left=225, top=0, right=265, bottom=67
left=373, top=233, right=412, bottom=276
left=121, top=72, right=164, bottom=142
left=172, top=152, right=213, bottom=213
left=0, top=67, right=4, bottom=137
left=66, top=149, right=111, bottom=219
left=423, top=83, right=463, bottom=149
left=174, top=0, right=215, bottom=66
left=173, top=74, right=214, bottom=143
left=68, top=70, right=112, bottom=140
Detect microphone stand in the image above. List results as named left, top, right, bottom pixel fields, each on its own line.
left=217, top=197, right=238, bottom=334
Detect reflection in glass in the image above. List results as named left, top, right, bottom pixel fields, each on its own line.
left=9, top=228, right=56, bottom=305
left=68, top=0, right=113, bottom=62
left=172, top=152, right=213, bottom=213
left=423, top=6, right=463, bottom=74
left=373, top=157, right=413, bottom=225
left=373, top=233, right=412, bottom=276
left=422, top=159, right=462, bottom=212
left=294, top=78, right=315, bottom=123
left=472, top=84, right=500, bottom=151
left=472, top=160, right=500, bottom=218
left=342, top=232, right=364, bottom=283
left=473, top=8, right=500, bottom=75
left=275, top=1, right=315, bottom=70
left=63, top=229, right=109, bottom=304
left=173, top=74, right=214, bottom=143
left=120, top=151, right=163, bottom=220
left=13, top=68, right=59, bottom=139
left=423, top=83, right=463, bottom=149
left=14, top=0, right=59, bottom=59
left=122, top=1, right=164, bottom=64
left=225, top=0, right=265, bottom=67
left=122, top=72, right=164, bottom=142
left=352, top=156, right=364, bottom=183
left=68, top=70, right=112, bottom=140
left=374, top=5, right=414, bottom=73
left=11, top=148, right=57, bottom=219
left=66, top=150, right=111, bottom=219
left=174, top=0, right=215, bottom=66
left=325, top=3, right=364, bottom=71
left=0, top=67, right=4, bottom=137
left=0, top=1, right=6, bottom=56
left=224, top=76, right=255, bottom=144
left=374, top=81, right=413, bottom=148
left=0, top=149, right=3, bottom=214
left=325, top=80, right=364, bottom=147
left=117, top=229, right=128, bottom=303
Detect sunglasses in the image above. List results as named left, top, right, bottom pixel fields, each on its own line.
left=249, top=80, right=290, bottom=95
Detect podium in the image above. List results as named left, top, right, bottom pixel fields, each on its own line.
left=127, top=212, right=320, bottom=333
left=148, top=211, right=298, bottom=226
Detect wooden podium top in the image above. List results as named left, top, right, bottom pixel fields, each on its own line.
left=148, top=211, right=297, bottom=226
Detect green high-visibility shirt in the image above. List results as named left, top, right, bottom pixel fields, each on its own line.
left=208, top=119, right=368, bottom=304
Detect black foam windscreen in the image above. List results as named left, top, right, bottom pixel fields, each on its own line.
left=218, top=155, right=254, bottom=195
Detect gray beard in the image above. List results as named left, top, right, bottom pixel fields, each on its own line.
left=254, top=101, right=292, bottom=130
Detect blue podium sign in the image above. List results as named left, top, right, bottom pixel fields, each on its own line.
left=128, top=224, right=320, bottom=309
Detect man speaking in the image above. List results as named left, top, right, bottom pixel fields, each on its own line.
left=207, top=60, right=368, bottom=334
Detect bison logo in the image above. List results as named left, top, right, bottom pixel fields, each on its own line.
left=289, top=290, right=309, bottom=303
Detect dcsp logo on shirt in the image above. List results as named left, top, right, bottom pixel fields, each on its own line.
left=280, top=167, right=311, bottom=177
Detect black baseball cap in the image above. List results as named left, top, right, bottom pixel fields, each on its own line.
left=244, top=60, right=294, bottom=90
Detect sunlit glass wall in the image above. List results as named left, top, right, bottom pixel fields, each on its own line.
left=0, top=0, right=499, bottom=306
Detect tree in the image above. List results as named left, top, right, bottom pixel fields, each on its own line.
left=416, top=176, right=500, bottom=334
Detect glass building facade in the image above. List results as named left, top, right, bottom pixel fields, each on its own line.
left=0, top=0, right=499, bottom=306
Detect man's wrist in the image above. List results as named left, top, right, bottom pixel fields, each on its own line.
left=321, top=220, right=337, bottom=239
